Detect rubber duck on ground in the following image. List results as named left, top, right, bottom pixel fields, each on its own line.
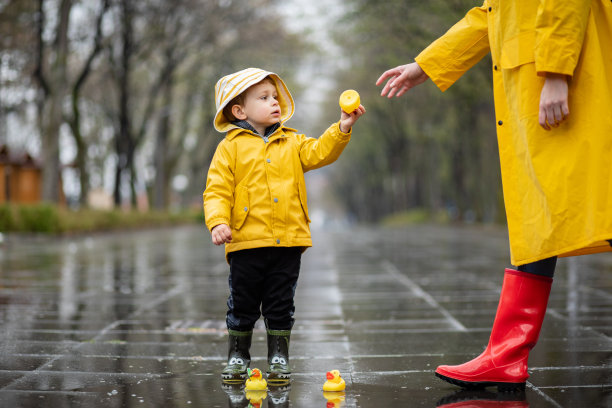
left=245, top=368, right=267, bottom=391
left=322, top=369, right=346, bottom=392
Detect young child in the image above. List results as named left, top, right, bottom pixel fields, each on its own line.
left=204, top=68, right=365, bottom=383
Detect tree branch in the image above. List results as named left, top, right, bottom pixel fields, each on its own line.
left=33, top=0, right=49, bottom=96
left=73, top=0, right=111, bottom=95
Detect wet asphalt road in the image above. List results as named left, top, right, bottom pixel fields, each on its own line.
left=0, top=224, right=610, bottom=407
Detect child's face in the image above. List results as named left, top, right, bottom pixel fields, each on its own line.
left=233, top=80, right=281, bottom=134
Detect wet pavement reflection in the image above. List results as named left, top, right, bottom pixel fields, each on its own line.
left=0, top=224, right=610, bottom=407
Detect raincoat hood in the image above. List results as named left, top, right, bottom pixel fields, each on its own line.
left=213, top=67, right=295, bottom=133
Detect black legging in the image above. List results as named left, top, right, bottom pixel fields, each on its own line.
left=517, top=256, right=557, bottom=278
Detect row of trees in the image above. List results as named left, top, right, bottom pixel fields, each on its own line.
left=324, top=0, right=504, bottom=223
left=0, top=0, right=306, bottom=209
left=2, top=0, right=506, bottom=224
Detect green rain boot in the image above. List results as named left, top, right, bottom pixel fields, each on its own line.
left=221, top=330, right=252, bottom=383
left=266, top=329, right=291, bottom=383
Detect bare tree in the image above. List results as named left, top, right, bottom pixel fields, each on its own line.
left=34, top=0, right=73, bottom=203
left=66, top=0, right=111, bottom=206
left=10, top=0, right=309, bottom=211
left=0, top=0, right=38, bottom=146
left=111, top=0, right=135, bottom=207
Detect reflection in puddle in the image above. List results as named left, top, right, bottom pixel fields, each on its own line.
left=222, top=383, right=247, bottom=407
left=436, top=389, right=527, bottom=407
left=245, top=389, right=267, bottom=407
left=222, top=383, right=291, bottom=407
left=323, top=390, right=346, bottom=407
left=267, top=384, right=290, bottom=407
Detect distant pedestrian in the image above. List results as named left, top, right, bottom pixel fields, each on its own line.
left=204, top=68, right=365, bottom=383
left=377, top=0, right=612, bottom=391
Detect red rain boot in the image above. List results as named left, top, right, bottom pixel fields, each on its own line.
left=435, top=269, right=553, bottom=391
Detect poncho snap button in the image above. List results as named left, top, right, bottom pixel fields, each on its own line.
left=498, top=120, right=503, bottom=126
left=244, top=207, right=248, bottom=212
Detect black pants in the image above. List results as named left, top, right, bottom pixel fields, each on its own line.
left=517, top=256, right=557, bottom=278
left=226, top=247, right=302, bottom=332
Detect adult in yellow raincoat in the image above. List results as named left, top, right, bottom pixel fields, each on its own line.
left=377, top=0, right=612, bottom=391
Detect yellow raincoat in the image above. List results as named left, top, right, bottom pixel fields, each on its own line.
left=415, top=0, right=612, bottom=265
left=204, top=123, right=351, bottom=258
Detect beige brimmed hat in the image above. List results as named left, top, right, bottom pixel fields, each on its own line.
left=214, top=67, right=295, bottom=133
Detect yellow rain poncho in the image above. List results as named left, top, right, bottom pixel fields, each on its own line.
left=415, top=0, right=612, bottom=265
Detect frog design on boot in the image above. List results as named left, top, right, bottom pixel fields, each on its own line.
left=221, top=330, right=252, bottom=383
left=266, top=329, right=291, bottom=384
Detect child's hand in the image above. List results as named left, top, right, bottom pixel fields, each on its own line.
left=211, top=224, right=232, bottom=245
left=339, top=105, right=366, bottom=133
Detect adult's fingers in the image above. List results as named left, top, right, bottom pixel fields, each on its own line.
left=376, top=68, right=400, bottom=86
left=384, top=80, right=399, bottom=97
left=394, top=85, right=410, bottom=98
left=539, top=108, right=550, bottom=130
left=380, top=75, right=399, bottom=97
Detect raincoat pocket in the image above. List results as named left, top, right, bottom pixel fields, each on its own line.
left=297, top=181, right=311, bottom=224
left=500, top=31, right=543, bottom=119
left=500, top=31, right=536, bottom=69
left=232, top=185, right=249, bottom=230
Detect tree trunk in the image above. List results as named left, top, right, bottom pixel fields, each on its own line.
left=152, top=42, right=177, bottom=210
left=114, top=0, right=134, bottom=208
left=69, top=0, right=110, bottom=207
left=153, top=80, right=173, bottom=210
left=68, top=99, right=89, bottom=207
left=40, top=0, right=72, bottom=203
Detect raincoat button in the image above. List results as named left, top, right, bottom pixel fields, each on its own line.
left=274, top=198, right=278, bottom=203
left=494, top=65, right=498, bottom=70
left=267, top=159, right=271, bottom=163
left=488, top=6, right=492, bottom=11
left=244, top=207, right=248, bottom=212
left=276, top=239, right=280, bottom=244
left=498, top=120, right=503, bottom=126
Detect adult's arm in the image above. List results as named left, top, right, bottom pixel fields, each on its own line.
left=535, top=0, right=591, bottom=77
left=415, top=1, right=490, bottom=92
left=536, top=0, right=591, bottom=129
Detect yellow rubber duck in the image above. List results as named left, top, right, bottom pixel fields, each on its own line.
left=339, top=90, right=361, bottom=113
left=322, top=369, right=346, bottom=392
left=245, top=368, right=267, bottom=391
left=245, top=389, right=267, bottom=408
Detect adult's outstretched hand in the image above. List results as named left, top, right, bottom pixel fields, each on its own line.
left=376, top=62, right=429, bottom=98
